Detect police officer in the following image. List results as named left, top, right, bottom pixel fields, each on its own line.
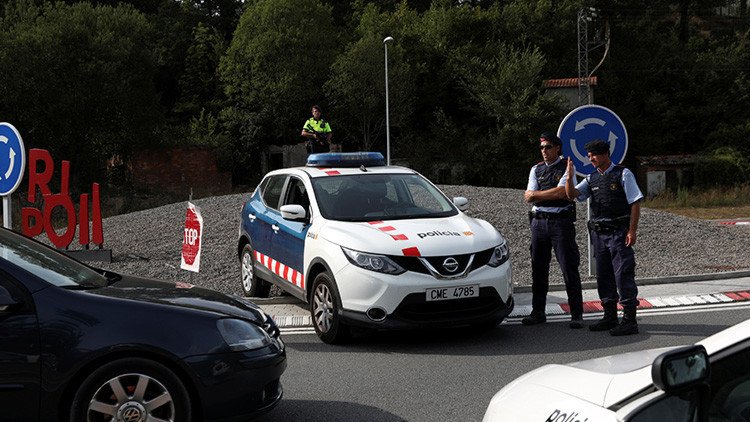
left=565, top=139, right=644, bottom=336
left=301, top=105, right=335, bottom=153
left=522, top=133, right=584, bottom=329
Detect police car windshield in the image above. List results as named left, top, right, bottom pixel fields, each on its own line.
left=311, top=173, right=458, bottom=222
left=0, top=228, right=108, bottom=288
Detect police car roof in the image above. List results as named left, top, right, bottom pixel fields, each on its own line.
left=306, top=152, right=385, bottom=167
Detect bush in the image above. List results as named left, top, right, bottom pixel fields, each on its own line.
left=694, top=147, right=749, bottom=187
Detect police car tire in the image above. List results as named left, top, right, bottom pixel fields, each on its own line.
left=240, top=244, right=270, bottom=298
left=310, top=272, right=350, bottom=344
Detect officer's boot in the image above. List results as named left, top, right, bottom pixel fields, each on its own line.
left=610, top=307, right=639, bottom=336
left=588, top=302, right=618, bottom=331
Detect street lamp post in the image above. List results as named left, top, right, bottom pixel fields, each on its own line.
left=383, top=36, right=394, bottom=165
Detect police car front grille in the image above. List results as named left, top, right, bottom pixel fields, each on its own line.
left=392, top=287, right=504, bottom=322
left=389, top=247, right=496, bottom=277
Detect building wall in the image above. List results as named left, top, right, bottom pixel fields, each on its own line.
left=131, top=147, right=232, bottom=197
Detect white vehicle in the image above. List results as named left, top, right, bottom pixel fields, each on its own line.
left=483, top=318, right=750, bottom=422
left=238, top=152, right=513, bottom=343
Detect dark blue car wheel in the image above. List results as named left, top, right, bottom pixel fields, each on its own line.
left=70, top=358, right=191, bottom=422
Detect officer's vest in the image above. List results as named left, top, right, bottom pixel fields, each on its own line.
left=589, top=165, right=630, bottom=220
left=534, top=160, right=574, bottom=209
left=304, top=118, right=331, bottom=133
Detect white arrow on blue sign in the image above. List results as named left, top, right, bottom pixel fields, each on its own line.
left=557, top=105, right=628, bottom=177
left=0, top=123, right=26, bottom=196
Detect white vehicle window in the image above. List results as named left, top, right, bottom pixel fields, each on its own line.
left=707, top=345, right=750, bottom=422
left=628, top=393, right=697, bottom=422
left=311, top=174, right=457, bottom=222
left=262, top=175, right=287, bottom=210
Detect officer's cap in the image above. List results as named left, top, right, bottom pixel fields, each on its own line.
left=539, top=132, right=561, bottom=146
left=584, top=139, right=610, bottom=155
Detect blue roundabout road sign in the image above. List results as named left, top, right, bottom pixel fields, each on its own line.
left=0, top=123, right=26, bottom=196
left=557, top=105, right=628, bottom=176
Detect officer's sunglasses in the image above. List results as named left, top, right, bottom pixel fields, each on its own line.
left=539, top=144, right=555, bottom=150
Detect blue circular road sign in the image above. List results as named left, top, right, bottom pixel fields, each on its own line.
left=558, top=105, right=628, bottom=176
left=0, top=123, right=26, bottom=196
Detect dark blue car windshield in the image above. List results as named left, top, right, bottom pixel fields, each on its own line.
left=311, top=173, right=457, bottom=222
left=0, top=229, right=107, bottom=288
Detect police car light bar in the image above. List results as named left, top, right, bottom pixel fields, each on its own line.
left=306, top=152, right=386, bottom=168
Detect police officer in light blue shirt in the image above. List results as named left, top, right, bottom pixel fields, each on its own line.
left=565, top=139, right=644, bottom=336
left=522, top=133, right=584, bottom=329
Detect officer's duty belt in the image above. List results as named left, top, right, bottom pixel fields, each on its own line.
left=588, top=216, right=630, bottom=233
left=529, top=210, right=575, bottom=220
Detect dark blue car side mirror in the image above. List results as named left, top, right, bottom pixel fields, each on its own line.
left=0, top=286, right=20, bottom=312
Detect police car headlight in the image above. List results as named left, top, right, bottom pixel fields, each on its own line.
left=487, top=241, right=510, bottom=267
left=217, top=318, right=273, bottom=351
left=341, top=247, right=406, bottom=275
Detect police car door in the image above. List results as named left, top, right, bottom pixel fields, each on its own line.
left=274, top=176, right=310, bottom=296
left=247, top=174, right=286, bottom=282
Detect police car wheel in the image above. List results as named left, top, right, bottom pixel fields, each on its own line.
left=311, top=272, right=349, bottom=344
left=240, top=244, right=270, bottom=298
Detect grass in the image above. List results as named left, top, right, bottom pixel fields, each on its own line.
left=644, top=185, right=750, bottom=220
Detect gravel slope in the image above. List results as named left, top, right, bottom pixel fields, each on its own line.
left=95, top=186, right=750, bottom=297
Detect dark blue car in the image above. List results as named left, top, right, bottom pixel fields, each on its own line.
left=0, top=227, right=286, bottom=421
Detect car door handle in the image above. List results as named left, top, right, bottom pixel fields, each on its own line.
left=247, top=213, right=257, bottom=222
left=271, top=224, right=280, bottom=233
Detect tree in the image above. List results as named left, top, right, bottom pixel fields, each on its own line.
left=175, top=22, right=226, bottom=117
left=325, top=3, right=416, bottom=152
left=0, top=1, right=161, bottom=186
left=219, top=0, right=339, bottom=182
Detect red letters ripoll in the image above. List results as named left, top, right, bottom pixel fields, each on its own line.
left=21, top=148, right=104, bottom=249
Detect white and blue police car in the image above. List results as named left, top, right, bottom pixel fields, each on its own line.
left=237, top=152, right=513, bottom=343
left=483, top=318, right=750, bottom=422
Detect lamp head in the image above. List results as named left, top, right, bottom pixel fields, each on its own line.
left=383, top=36, right=394, bottom=44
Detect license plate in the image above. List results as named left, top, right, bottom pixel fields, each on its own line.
left=425, top=285, right=479, bottom=301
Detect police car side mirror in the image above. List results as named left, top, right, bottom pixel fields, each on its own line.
left=453, top=197, right=469, bottom=211
left=652, top=345, right=709, bottom=394
left=0, top=286, right=20, bottom=312
left=280, top=204, right=307, bottom=222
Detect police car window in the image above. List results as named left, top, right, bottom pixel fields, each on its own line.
left=404, top=178, right=453, bottom=213
left=283, top=177, right=310, bottom=211
left=628, top=393, right=697, bottom=422
left=311, top=174, right=457, bottom=221
left=707, top=344, right=750, bottom=422
left=262, top=175, right=287, bottom=210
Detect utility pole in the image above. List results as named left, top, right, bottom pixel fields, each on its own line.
left=577, top=7, right=609, bottom=106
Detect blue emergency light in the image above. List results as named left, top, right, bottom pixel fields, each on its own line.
left=306, top=152, right=386, bottom=168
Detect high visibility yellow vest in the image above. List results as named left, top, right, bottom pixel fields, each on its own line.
left=303, top=118, right=331, bottom=133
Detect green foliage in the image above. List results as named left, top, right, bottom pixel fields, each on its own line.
left=325, top=3, right=416, bottom=152
left=175, top=22, right=226, bottom=116
left=694, top=147, right=750, bottom=187
left=219, top=0, right=339, bottom=182
left=0, top=0, right=161, bottom=186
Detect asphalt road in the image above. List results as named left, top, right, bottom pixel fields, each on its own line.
left=257, top=304, right=750, bottom=422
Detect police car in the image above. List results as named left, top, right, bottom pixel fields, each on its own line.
left=237, top=152, right=513, bottom=343
left=483, top=318, right=750, bottom=422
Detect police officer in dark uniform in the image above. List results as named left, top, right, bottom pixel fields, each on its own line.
left=522, top=133, right=584, bottom=329
left=565, top=139, right=644, bottom=336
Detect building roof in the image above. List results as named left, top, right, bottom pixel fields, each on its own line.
left=542, top=77, right=598, bottom=88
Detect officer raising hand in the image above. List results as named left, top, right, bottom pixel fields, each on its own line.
left=565, top=140, right=644, bottom=336
left=522, top=132, right=584, bottom=329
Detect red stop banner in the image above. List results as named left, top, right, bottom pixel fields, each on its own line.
left=180, top=202, right=203, bottom=272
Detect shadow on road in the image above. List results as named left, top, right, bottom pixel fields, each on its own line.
left=282, top=319, right=730, bottom=357
left=256, top=400, right=406, bottom=422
